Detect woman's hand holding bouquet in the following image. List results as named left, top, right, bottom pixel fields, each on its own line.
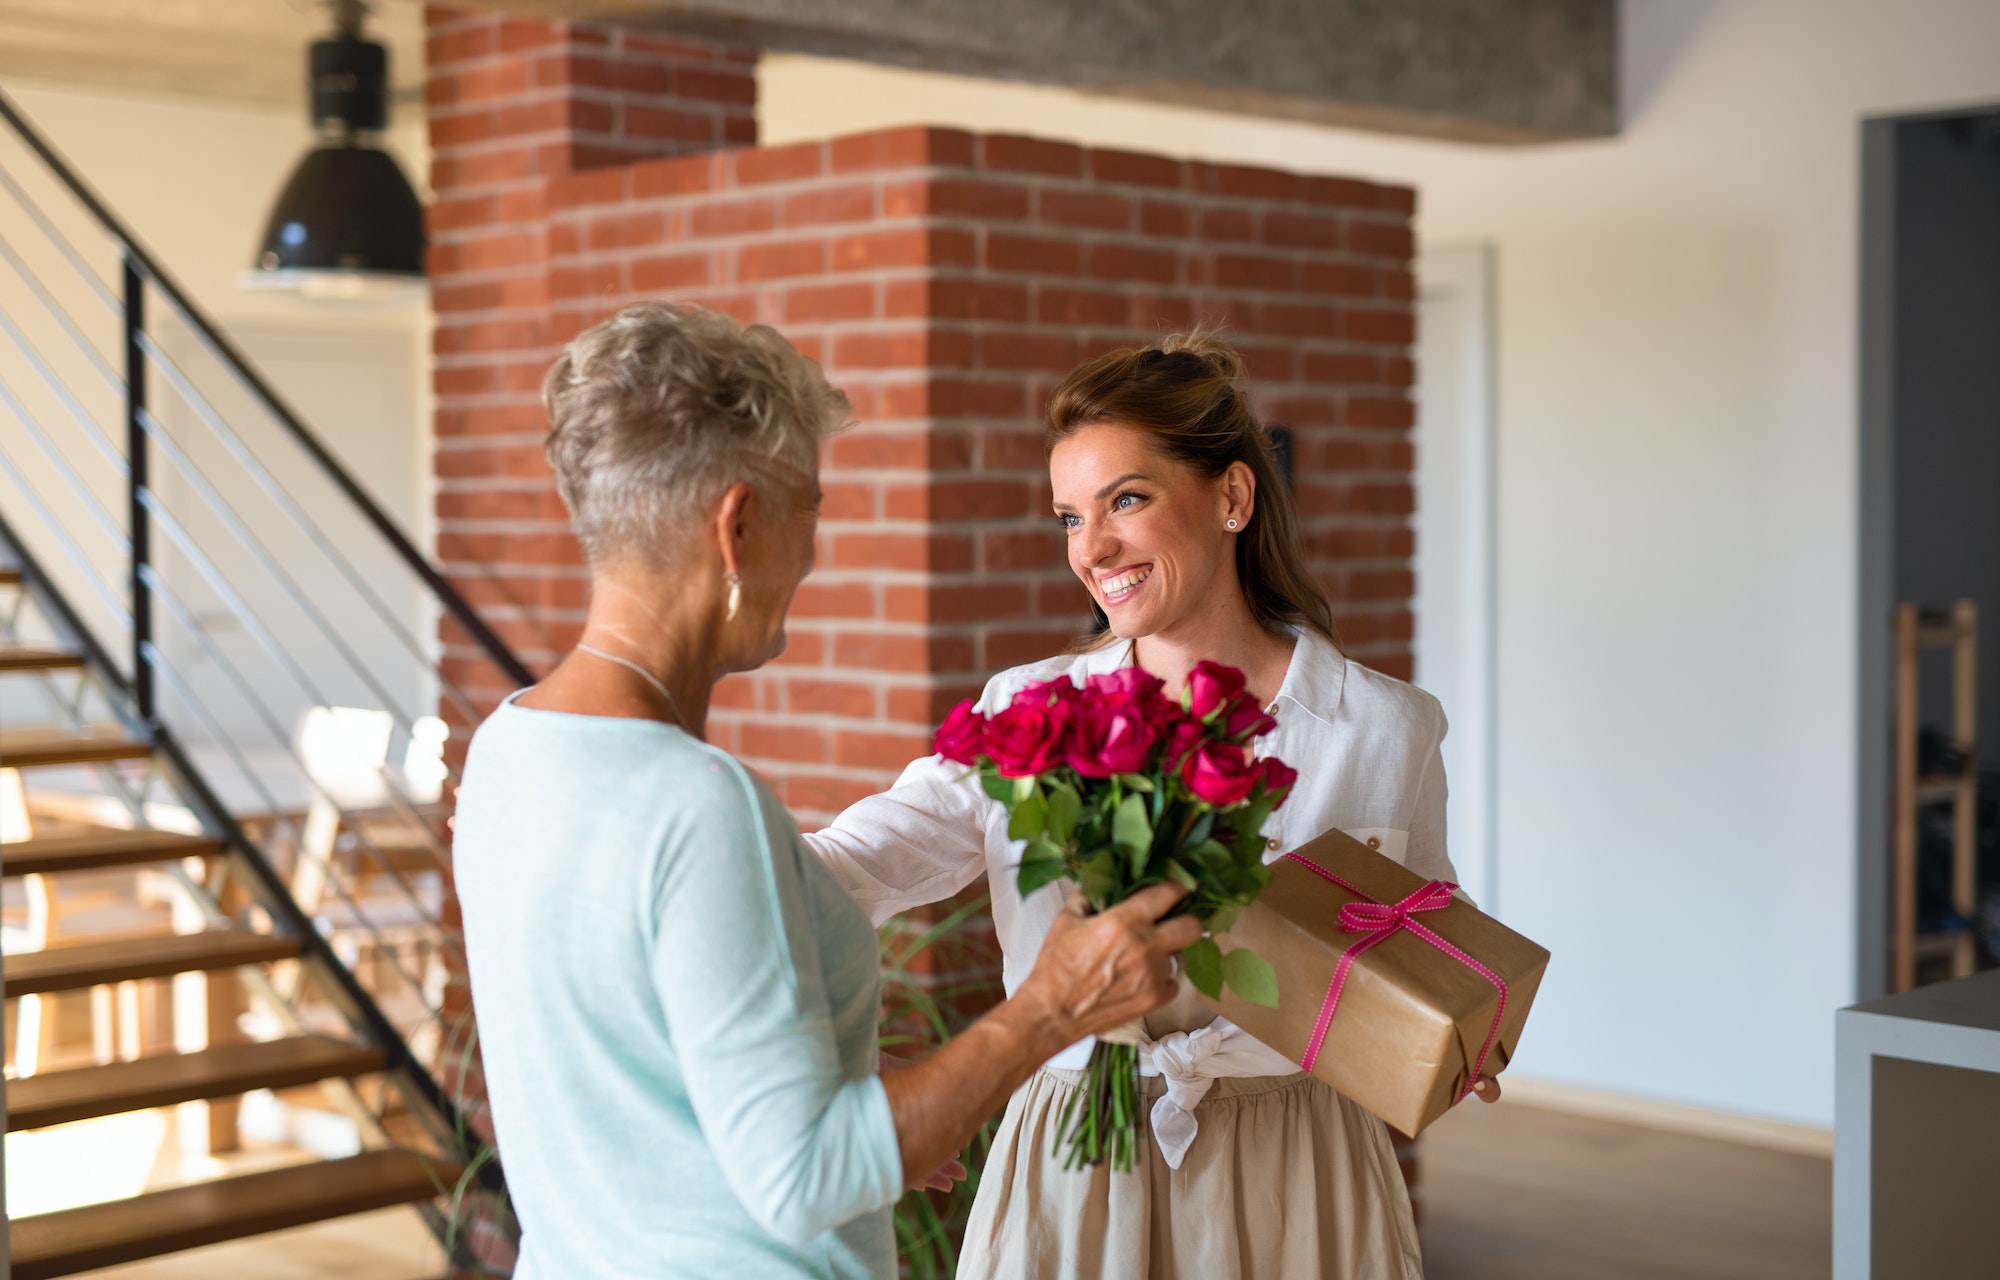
left=934, top=660, right=1297, bottom=1171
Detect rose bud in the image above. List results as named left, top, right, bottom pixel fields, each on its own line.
left=1161, top=717, right=1206, bottom=773
left=1223, top=697, right=1277, bottom=741
left=1015, top=676, right=1080, bottom=708
left=1065, top=695, right=1160, bottom=778
left=1257, top=756, right=1300, bottom=803
left=1181, top=739, right=1260, bottom=807
left=932, top=699, right=988, bottom=765
left=1186, top=660, right=1248, bottom=719
left=1086, top=666, right=1168, bottom=705
left=984, top=698, right=1072, bottom=777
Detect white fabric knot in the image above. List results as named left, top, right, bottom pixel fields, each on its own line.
left=1135, top=1021, right=1300, bottom=1168
left=1145, top=1026, right=1228, bottom=1169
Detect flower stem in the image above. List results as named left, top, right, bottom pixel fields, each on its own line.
left=1053, top=1041, right=1141, bottom=1172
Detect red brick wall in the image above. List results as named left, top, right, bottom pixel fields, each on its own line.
left=424, top=7, right=755, bottom=723
left=425, top=11, right=1417, bottom=833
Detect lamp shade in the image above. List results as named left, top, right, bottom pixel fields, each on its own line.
left=244, top=24, right=426, bottom=301
left=254, top=144, right=424, bottom=277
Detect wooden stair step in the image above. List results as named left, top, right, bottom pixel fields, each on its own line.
left=5, top=930, right=300, bottom=996
left=0, top=728, right=150, bottom=769
left=0, top=647, right=83, bottom=673
left=0, top=566, right=19, bottom=586
left=2, top=828, right=224, bottom=876
left=8, top=1148, right=462, bottom=1279
left=9, top=1035, right=387, bottom=1131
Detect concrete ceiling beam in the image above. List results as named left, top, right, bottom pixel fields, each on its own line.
left=457, top=0, right=1618, bottom=143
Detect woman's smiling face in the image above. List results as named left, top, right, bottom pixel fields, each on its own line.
left=1049, top=421, right=1250, bottom=640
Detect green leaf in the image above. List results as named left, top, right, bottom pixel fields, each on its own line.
left=1165, top=860, right=1200, bottom=892
left=1181, top=937, right=1224, bottom=1001
left=981, top=772, right=1014, bottom=803
left=1112, top=794, right=1152, bottom=857
left=1078, top=851, right=1119, bottom=903
left=1220, top=946, right=1279, bottom=1008
left=1007, top=791, right=1048, bottom=841
left=1204, top=902, right=1242, bottom=934
left=1013, top=775, right=1037, bottom=805
left=1045, top=784, right=1082, bottom=845
left=1016, top=839, right=1066, bottom=896
left=1118, top=773, right=1155, bottom=793
left=1189, top=838, right=1234, bottom=873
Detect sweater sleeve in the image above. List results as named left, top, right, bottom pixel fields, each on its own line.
left=647, top=757, right=904, bottom=1246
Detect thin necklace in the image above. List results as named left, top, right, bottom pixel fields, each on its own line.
left=575, top=642, right=689, bottom=731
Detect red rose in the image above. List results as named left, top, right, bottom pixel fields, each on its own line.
left=1222, top=697, right=1277, bottom=741
left=1257, top=756, right=1300, bottom=804
left=1065, top=693, right=1160, bottom=778
left=1086, top=666, right=1180, bottom=740
left=1015, top=676, right=1081, bottom=709
left=1161, top=717, right=1206, bottom=773
left=1086, top=666, right=1166, bottom=705
left=1186, top=660, right=1248, bottom=719
left=1182, top=739, right=1259, bottom=807
left=933, top=699, right=988, bottom=765
left=985, top=698, right=1072, bottom=777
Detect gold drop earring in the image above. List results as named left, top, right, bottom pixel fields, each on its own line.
left=725, top=572, right=742, bottom=623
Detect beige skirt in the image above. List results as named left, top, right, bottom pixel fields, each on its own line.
left=956, top=1067, right=1423, bottom=1280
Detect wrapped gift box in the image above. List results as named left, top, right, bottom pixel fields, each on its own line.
left=1195, top=826, right=1550, bottom=1135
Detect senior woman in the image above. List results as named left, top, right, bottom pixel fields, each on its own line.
left=452, top=302, right=1199, bottom=1279
left=807, top=334, right=1498, bottom=1279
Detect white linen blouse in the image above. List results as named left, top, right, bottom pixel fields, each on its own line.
left=805, top=628, right=1458, bottom=1157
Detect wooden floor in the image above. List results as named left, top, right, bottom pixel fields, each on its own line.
left=1420, top=1099, right=1832, bottom=1280
left=38, top=1097, right=1829, bottom=1278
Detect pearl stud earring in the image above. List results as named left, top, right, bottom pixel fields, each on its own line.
left=1226, top=519, right=1239, bottom=530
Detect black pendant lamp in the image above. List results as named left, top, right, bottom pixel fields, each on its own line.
left=246, top=0, right=425, bottom=300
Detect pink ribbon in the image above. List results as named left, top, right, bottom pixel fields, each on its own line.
left=1283, top=853, right=1508, bottom=1104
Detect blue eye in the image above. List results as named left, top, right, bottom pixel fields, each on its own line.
left=1057, top=513, right=1081, bottom=530
left=1113, top=492, right=1144, bottom=511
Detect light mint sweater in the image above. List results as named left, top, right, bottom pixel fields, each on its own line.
left=455, top=696, right=903, bottom=1278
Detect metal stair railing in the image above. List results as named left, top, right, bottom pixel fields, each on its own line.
left=0, top=85, right=530, bottom=1267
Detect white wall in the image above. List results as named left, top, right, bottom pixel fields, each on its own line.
left=760, top=0, right=2000, bottom=1127
left=0, top=80, right=432, bottom=533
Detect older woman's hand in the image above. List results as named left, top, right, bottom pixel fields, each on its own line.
left=1017, top=884, right=1204, bottom=1044
left=877, top=883, right=1200, bottom=1189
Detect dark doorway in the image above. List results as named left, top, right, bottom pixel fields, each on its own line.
left=1859, top=107, right=2000, bottom=998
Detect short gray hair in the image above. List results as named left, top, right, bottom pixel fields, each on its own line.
left=542, top=303, right=848, bottom=566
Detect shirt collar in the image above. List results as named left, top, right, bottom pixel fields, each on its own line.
left=1269, top=628, right=1347, bottom=729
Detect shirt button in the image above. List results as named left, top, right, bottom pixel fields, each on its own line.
left=1366, top=836, right=1381, bottom=850
left=1266, top=838, right=1280, bottom=851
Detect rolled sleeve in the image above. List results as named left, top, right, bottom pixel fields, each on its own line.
left=806, top=755, right=992, bottom=926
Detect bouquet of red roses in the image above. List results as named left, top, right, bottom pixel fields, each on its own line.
left=933, top=660, right=1298, bottom=1171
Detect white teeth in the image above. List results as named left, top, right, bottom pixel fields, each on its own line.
left=1102, top=567, right=1151, bottom=597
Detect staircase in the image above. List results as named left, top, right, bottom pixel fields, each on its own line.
left=0, top=87, right=530, bottom=1275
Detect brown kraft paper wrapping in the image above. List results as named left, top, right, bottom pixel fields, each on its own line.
left=1194, top=826, right=1551, bottom=1136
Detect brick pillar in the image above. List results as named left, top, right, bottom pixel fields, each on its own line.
left=424, top=7, right=756, bottom=724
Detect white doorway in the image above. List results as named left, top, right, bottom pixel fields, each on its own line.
left=1414, top=244, right=1498, bottom=907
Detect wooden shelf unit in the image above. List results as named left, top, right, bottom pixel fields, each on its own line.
left=1892, top=600, right=1979, bottom=993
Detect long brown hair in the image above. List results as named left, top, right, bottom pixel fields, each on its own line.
left=1047, top=332, right=1339, bottom=651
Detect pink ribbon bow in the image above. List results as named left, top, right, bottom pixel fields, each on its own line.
left=1284, top=853, right=1507, bottom=1104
